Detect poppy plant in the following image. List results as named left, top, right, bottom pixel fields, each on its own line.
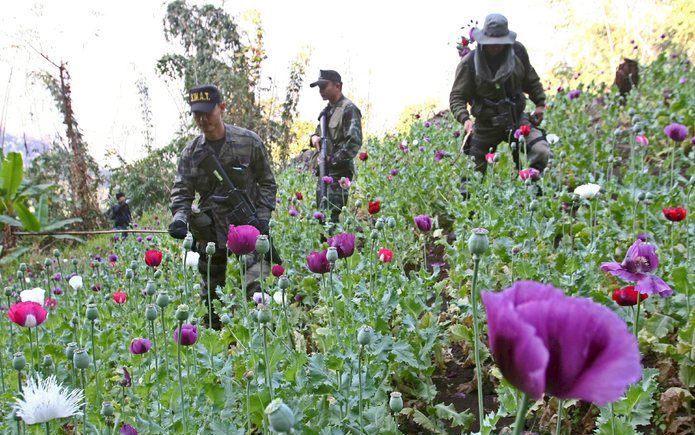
left=662, top=207, right=687, bottom=222
left=378, top=248, right=394, bottom=263
left=612, top=286, right=648, bottom=306
left=358, top=152, right=368, bottom=161
left=7, top=301, right=47, bottom=328
left=129, top=338, right=152, bottom=355
left=144, top=250, right=163, bottom=268
left=112, top=291, right=127, bottom=305
left=368, top=201, right=381, bottom=215
left=271, top=264, right=285, bottom=277
left=306, top=250, right=331, bottom=274
left=328, top=233, right=356, bottom=258
left=518, top=168, right=540, bottom=181
left=600, top=238, right=673, bottom=297
left=226, top=225, right=260, bottom=255
left=413, top=215, right=432, bottom=232
left=173, top=324, right=198, bottom=346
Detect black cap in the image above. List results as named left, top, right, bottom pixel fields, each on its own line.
left=188, top=84, right=221, bottom=112
left=310, top=70, right=342, bottom=87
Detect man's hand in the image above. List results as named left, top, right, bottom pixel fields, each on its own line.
left=531, top=106, right=546, bottom=125
left=463, top=119, right=474, bottom=134
left=311, top=134, right=321, bottom=149
left=168, top=219, right=188, bottom=239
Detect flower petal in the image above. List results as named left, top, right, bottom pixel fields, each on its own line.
left=600, top=262, right=643, bottom=282
left=635, top=275, right=673, bottom=297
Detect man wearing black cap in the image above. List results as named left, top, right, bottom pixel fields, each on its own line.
left=168, top=84, right=277, bottom=328
left=309, top=70, right=362, bottom=222
left=450, top=13, right=550, bottom=193
left=108, top=192, right=131, bottom=237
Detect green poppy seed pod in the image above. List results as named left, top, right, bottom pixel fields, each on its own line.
left=19, top=263, right=27, bottom=272
left=145, top=280, right=156, bottom=296
left=71, top=258, right=79, bottom=266
left=255, top=235, right=270, bottom=255
left=278, top=276, right=290, bottom=290
left=468, top=228, right=490, bottom=256
left=243, top=370, right=254, bottom=380
left=16, top=271, right=24, bottom=280
left=250, top=309, right=259, bottom=322
left=86, top=304, right=99, bottom=321
left=43, top=355, right=54, bottom=368
left=125, top=268, right=134, bottom=279
left=357, top=326, right=373, bottom=346
left=370, top=229, right=379, bottom=240
left=645, top=192, right=653, bottom=201
left=257, top=305, right=272, bottom=323
left=205, top=242, right=216, bottom=255
left=389, top=392, right=404, bottom=413
left=145, top=304, right=158, bottom=321
left=153, top=269, right=162, bottom=279
left=354, top=199, right=363, bottom=208
left=101, top=401, right=115, bottom=417
left=44, top=258, right=52, bottom=267
left=559, top=151, right=566, bottom=159
left=190, top=318, right=198, bottom=326
left=12, top=352, right=26, bottom=371
left=65, top=342, right=77, bottom=361
left=73, top=349, right=90, bottom=370
left=387, top=217, right=396, bottom=228
left=265, top=399, right=296, bottom=433
left=156, top=292, right=171, bottom=308
left=174, top=304, right=190, bottom=321
left=636, top=191, right=646, bottom=202
left=326, top=247, right=339, bottom=263
left=70, top=315, right=79, bottom=327
left=375, top=218, right=385, bottom=230
left=53, top=249, right=61, bottom=258
left=269, top=219, right=277, bottom=229
left=4, top=286, right=12, bottom=297
left=220, top=314, right=231, bottom=325
left=529, top=200, right=539, bottom=211
left=183, top=234, right=194, bottom=250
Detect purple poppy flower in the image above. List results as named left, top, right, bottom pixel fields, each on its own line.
left=390, top=169, right=399, bottom=176
left=108, top=254, right=118, bottom=263
left=568, top=90, right=581, bottom=100
left=146, top=235, right=153, bottom=242
left=93, top=255, right=102, bottom=262
left=52, top=287, right=63, bottom=295
left=226, top=224, right=260, bottom=255
left=424, top=121, right=431, bottom=128
left=252, top=292, right=272, bottom=305
left=482, top=281, right=642, bottom=405
left=664, top=123, right=688, bottom=142
left=328, top=233, right=356, bottom=258
left=120, top=367, right=132, bottom=387
left=469, top=27, right=476, bottom=42
left=322, top=176, right=334, bottom=184
left=136, top=236, right=142, bottom=243
left=600, top=239, right=673, bottom=297
left=120, top=423, right=139, bottom=435
left=129, top=338, right=152, bottom=355
left=419, top=146, right=425, bottom=152
left=306, top=250, right=331, bottom=274
left=414, top=214, right=432, bottom=232
left=289, top=205, right=299, bottom=217
left=313, top=211, right=325, bottom=222
left=52, top=272, right=62, bottom=281
left=424, top=137, right=431, bottom=143
left=434, top=150, right=447, bottom=162
left=173, top=324, right=198, bottom=346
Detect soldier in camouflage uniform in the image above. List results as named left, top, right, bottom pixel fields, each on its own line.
left=168, top=84, right=277, bottom=328
left=309, top=70, right=363, bottom=223
left=450, top=14, right=549, bottom=193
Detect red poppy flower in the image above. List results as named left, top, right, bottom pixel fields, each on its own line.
left=112, top=291, right=127, bottom=304
left=295, top=192, right=303, bottom=200
left=368, top=201, right=381, bottom=215
left=358, top=152, right=368, bottom=161
left=519, top=124, right=531, bottom=136
left=144, top=250, right=163, bottom=268
left=461, top=36, right=469, bottom=47
left=44, top=298, right=58, bottom=309
left=271, top=264, right=285, bottom=277
left=7, top=301, right=47, bottom=328
left=662, top=207, right=687, bottom=222
left=378, top=248, right=393, bottom=263
left=611, top=286, right=648, bottom=306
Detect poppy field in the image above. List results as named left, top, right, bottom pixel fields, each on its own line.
left=0, top=51, right=693, bottom=434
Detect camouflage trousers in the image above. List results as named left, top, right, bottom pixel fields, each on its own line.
left=468, top=115, right=550, bottom=174
left=196, top=242, right=269, bottom=329
left=316, top=179, right=350, bottom=223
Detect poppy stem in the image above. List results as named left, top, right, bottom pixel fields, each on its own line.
left=512, top=392, right=530, bottom=435
left=182, top=250, right=189, bottom=302
left=555, top=399, right=563, bottom=435
left=634, top=294, right=642, bottom=338
left=261, top=323, right=273, bottom=401
left=176, top=320, right=187, bottom=434
left=470, top=256, right=485, bottom=426
left=206, top=257, right=212, bottom=329
left=358, top=345, right=364, bottom=429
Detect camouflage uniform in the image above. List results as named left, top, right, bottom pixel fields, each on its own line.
left=170, top=123, right=277, bottom=322
left=450, top=41, right=549, bottom=174
left=313, top=96, right=363, bottom=222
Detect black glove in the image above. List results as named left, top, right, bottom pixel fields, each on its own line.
left=256, top=219, right=270, bottom=235
left=168, top=219, right=188, bottom=239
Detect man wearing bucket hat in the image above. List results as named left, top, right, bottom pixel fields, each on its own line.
left=450, top=13, right=550, bottom=194
left=309, top=70, right=363, bottom=223
left=168, top=84, right=277, bottom=329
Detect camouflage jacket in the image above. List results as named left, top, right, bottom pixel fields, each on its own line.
left=170, top=124, right=277, bottom=247
left=313, top=96, right=363, bottom=177
left=449, top=42, right=546, bottom=125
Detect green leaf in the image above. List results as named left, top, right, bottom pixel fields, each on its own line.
left=391, top=340, right=419, bottom=368
left=0, top=214, right=23, bottom=227
left=411, top=409, right=446, bottom=434
left=0, top=246, right=31, bottom=265
left=644, top=313, right=677, bottom=339
left=1, top=152, right=23, bottom=198
left=51, top=234, right=86, bottom=243
left=14, top=201, right=40, bottom=231
left=434, top=403, right=473, bottom=429
left=601, top=368, right=658, bottom=427
left=594, top=416, right=637, bottom=434
left=36, top=194, right=48, bottom=226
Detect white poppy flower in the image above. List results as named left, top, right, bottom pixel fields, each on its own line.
left=20, top=288, right=45, bottom=305
left=184, top=251, right=200, bottom=268
left=14, top=375, right=83, bottom=424
left=68, top=275, right=83, bottom=291
left=273, top=291, right=287, bottom=305
left=546, top=133, right=560, bottom=145
left=574, top=183, right=601, bottom=199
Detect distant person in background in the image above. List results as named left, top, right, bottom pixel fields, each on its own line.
left=309, top=69, right=363, bottom=223
left=109, top=192, right=132, bottom=237
left=450, top=13, right=550, bottom=196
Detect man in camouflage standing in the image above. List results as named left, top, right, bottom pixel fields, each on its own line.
left=450, top=13, right=549, bottom=195
left=309, top=70, right=363, bottom=223
left=168, top=84, right=277, bottom=329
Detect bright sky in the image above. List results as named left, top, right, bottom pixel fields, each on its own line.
left=0, top=0, right=578, bottom=164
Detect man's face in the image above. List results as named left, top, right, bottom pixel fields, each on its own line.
left=318, top=81, right=341, bottom=101
left=117, top=196, right=126, bottom=204
left=193, top=102, right=225, bottom=134
left=483, top=44, right=506, bottom=56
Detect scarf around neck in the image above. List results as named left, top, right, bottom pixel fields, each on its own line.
left=474, top=45, right=516, bottom=85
